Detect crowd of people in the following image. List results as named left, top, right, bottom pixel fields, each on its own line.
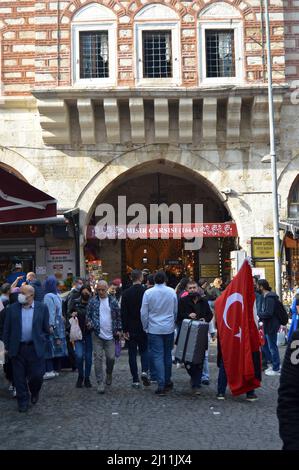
left=0, top=263, right=298, bottom=449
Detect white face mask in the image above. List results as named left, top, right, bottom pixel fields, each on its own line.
left=18, top=294, right=27, bottom=305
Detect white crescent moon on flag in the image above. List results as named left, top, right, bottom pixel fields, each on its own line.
left=222, top=293, right=244, bottom=340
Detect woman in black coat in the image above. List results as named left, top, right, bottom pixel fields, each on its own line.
left=277, top=329, right=299, bottom=450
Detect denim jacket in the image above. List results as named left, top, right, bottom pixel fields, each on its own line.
left=87, top=294, right=122, bottom=338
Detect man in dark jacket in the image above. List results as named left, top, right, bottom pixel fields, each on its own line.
left=277, top=329, right=299, bottom=450
left=26, top=272, right=44, bottom=302
left=257, top=279, right=281, bottom=376
left=178, top=281, right=213, bottom=395
left=121, top=269, right=150, bottom=388
left=3, top=284, right=50, bottom=412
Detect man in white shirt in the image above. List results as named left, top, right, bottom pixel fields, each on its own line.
left=141, top=272, right=178, bottom=396
left=87, top=280, right=122, bottom=394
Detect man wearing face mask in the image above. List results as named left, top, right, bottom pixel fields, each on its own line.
left=3, top=284, right=50, bottom=412
left=0, top=283, right=16, bottom=398
left=177, top=281, right=213, bottom=395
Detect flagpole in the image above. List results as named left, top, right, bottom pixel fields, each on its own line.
left=264, top=0, right=282, bottom=297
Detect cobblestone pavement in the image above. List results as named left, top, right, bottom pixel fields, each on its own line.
left=0, top=344, right=284, bottom=450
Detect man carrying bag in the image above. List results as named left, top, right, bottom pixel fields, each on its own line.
left=177, top=281, right=213, bottom=395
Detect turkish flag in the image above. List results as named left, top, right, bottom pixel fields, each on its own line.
left=215, top=260, right=262, bottom=396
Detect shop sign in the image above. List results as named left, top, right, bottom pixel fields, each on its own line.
left=165, top=260, right=183, bottom=265
left=36, top=266, right=47, bottom=275
left=200, top=264, right=220, bottom=278
left=255, top=261, right=275, bottom=292
left=47, top=248, right=75, bottom=279
left=87, top=222, right=238, bottom=239
left=251, top=238, right=274, bottom=259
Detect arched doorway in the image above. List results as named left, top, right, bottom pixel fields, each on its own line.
left=283, top=174, right=299, bottom=287
left=83, top=163, right=238, bottom=284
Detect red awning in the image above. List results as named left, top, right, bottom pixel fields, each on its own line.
left=0, top=168, right=57, bottom=224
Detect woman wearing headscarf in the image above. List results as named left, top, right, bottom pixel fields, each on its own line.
left=43, top=276, right=68, bottom=379
left=288, top=288, right=299, bottom=341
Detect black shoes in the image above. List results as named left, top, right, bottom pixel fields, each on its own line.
left=201, top=380, right=210, bottom=386
left=141, top=373, right=151, bottom=387
left=76, top=377, right=84, bottom=388
left=164, top=381, right=174, bottom=391
left=84, top=378, right=92, bottom=388
left=31, top=393, right=39, bottom=405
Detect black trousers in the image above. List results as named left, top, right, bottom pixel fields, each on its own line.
left=3, top=355, right=14, bottom=385
left=12, top=343, right=45, bottom=407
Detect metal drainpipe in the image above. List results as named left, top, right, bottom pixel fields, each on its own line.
left=260, top=0, right=266, bottom=81
left=57, top=0, right=61, bottom=85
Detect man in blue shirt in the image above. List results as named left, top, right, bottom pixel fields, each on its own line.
left=141, top=271, right=178, bottom=396
left=6, top=263, right=26, bottom=287
left=3, top=284, right=50, bottom=412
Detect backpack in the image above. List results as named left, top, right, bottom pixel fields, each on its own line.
left=275, top=299, right=289, bottom=326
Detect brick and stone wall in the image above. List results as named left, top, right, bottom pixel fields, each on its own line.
left=0, top=0, right=287, bottom=95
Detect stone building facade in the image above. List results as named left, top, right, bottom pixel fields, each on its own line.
left=0, top=0, right=299, bottom=285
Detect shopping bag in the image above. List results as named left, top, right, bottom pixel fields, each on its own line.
left=69, top=317, right=83, bottom=342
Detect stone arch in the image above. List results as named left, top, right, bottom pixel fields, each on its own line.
left=60, top=0, right=126, bottom=23
left=72, top=3, right=117, bottom=21
left=0, top=153, right=49, bottom=193
left=76, top=151, right=244, bottom=244
left=193, top=0, right=256, bottom=21
left=278, top=157, right=299, bottom=218
left=131, top=0, right=186, bottom=20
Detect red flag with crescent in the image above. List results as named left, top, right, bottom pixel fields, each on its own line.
left=215, top=259, right=262, bottom=395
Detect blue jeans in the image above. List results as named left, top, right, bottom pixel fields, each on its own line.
left=202, top=350, right=209, bottom=381
left=148, top=333, right=174, bottom=389
left=263, top=332, right=280, bottom=371
left=74, top=334, right=93, bottom=379
left=128, top=333, right=149, bottom=382
left=217, top=360, right=228, bottom=395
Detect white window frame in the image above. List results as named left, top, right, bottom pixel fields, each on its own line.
left=199, top=20, right=244, bottom=85
left=72, top=22, right=117, bottom=87
left=135, top=22, right=181, bottom=87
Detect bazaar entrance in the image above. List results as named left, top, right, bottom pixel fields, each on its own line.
left=84, top=165, right=238, bottom=285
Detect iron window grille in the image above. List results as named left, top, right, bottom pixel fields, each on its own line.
left=79, top=31, right=109, bottom=79
left=205, top=29, right=235, bottom=78
left=142, top=30, right=172, bottom=78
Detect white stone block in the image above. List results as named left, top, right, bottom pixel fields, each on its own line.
left=36, top=16, right=57, bottom=24
left=202, top=97, right=217, bottom=142
left=119, top=58, right=132, bottom=67
left=129, top=98, right=145, bottom=143
left=19, top=31, right=35, bottom=39
left=179, top=98, right=193, bottom=143
left=77, top=99, right=96, bottom=144
left=5, top=18, right=25, bottom=25
left=154, top=98, right=169, bottom=143
left=103, top=98, right=120, bottom=144
left=12, top=44, right=35, bottom=53
left=22, top=58, right=35, bottom=65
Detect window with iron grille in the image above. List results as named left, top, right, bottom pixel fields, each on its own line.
left=142, top=30, right=172, bottom=78
left=205, top=29, right=235, bottom=78
left=79, top=31, right=109, bottom=79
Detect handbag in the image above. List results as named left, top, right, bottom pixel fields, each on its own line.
left=69, top=317, right=83, bottom=342
left=0, top=340, right=4, bottom=366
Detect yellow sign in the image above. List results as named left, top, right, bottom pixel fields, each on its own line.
left=255, top=260, right=276, bottom=292
left=252, top=238, right=274, bottom=259
left=200, top=264, right=219, bottom=278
